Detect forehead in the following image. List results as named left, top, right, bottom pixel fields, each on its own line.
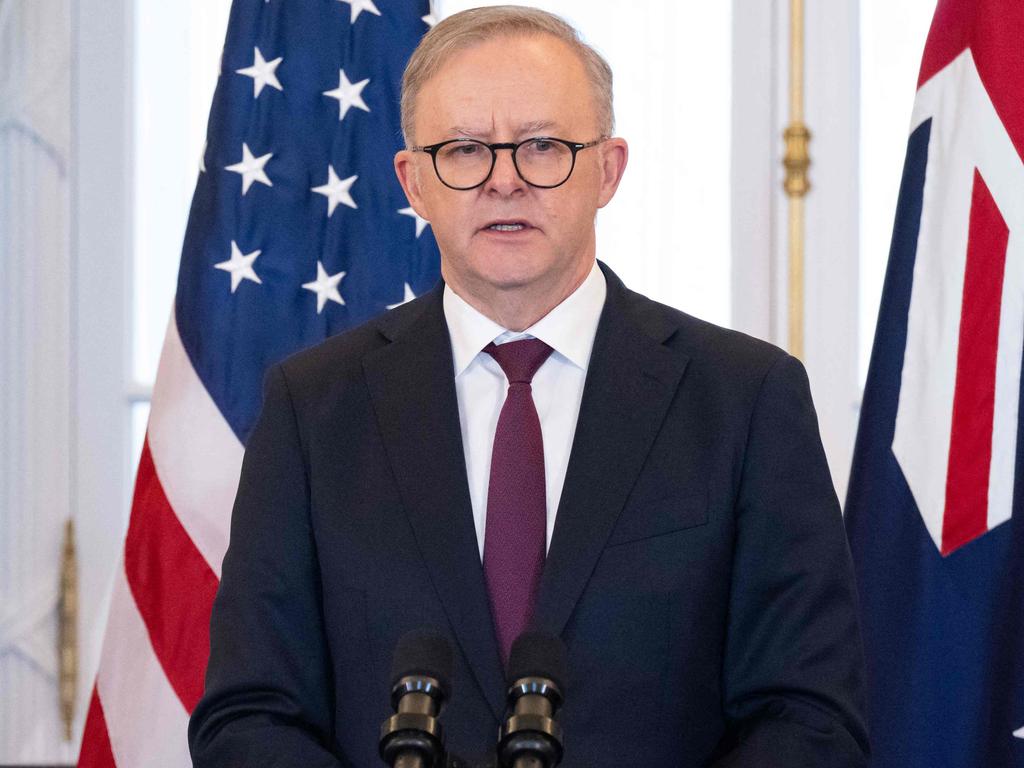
left=416, top=33, right=596, bottom=139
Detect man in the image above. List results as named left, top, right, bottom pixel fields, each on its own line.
left=189, top=6, right=869, bottom=766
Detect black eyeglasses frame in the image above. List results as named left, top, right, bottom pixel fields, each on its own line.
left=409, top=136, right=607, bottom=190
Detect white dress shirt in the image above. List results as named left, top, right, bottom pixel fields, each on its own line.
left=443, top=261, right=607, bottom=560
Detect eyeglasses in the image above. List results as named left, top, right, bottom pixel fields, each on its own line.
left=410, top=136, right=607, bottom=190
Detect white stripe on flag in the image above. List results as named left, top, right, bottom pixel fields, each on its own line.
left=892, top=58, right=974, bottom=546
left=990, top=231, right=1024, bottom=532
left=96, top=563, right=192, bottom=767
left=148, top=308, right=243, bottom=579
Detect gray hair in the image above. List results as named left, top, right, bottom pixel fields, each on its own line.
left=400, top=5, right=614, bottom=147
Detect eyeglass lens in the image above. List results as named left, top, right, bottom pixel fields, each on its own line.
left=435, top=139, right=574, bottom=188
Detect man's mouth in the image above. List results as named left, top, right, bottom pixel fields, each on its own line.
left=483, top=220, right=532, bottom=232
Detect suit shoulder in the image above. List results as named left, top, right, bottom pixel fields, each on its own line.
left=278, top=321, right=381, bottom=383
left=273, top=293, right=431, bottom=400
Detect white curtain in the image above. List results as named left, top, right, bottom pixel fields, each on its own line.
left=0, top=0, right=75, bottom=761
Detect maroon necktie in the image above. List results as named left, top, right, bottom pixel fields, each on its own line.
left=483, top=338, right=554, bottom=665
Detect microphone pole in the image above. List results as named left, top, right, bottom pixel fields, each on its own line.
left=380, top=630, right=454, bottom=768
left=497, top=633, right=567, bottom=768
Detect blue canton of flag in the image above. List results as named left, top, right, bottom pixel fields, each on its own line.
left=179, top=0, right=440, bottom=443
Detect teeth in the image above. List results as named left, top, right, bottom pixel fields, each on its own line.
left=489, top=223, right=525, bottom=231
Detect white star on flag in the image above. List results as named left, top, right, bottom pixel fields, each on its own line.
left=302, top=261, right=346, bottom=313
left=236, top=47, right=284, bottom=97
left=338, top=0, right=381, bottom=23
left=1014, top=724, right=1024, bottom=740
left=215, top=241, right=263, bottom=292
left=225, top=143, right=273, bottom=195
left=422, top=4, right=437, bottom=27
left=312, top=167, right=358, bottom=216
left=387, top=283, right=417, bottom=310
left=199, top=140, right=207, bottom=173
left=323, top=69, right=370, bottom=122
left=398, top=206, right=430, bottom=237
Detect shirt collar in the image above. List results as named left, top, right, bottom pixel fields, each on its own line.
left=443, top=260, right=607, bottom=377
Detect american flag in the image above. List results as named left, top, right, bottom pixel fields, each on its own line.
left=77, top=1, right=438, bottom=764
left=845, top=0, right=1024, bottom=764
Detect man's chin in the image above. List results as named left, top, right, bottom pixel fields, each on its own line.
left=461, top=252, right=551, bottom=291
left=473, top=266, right=547, bottom=294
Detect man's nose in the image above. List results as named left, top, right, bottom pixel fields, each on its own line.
left=484, top=147, right=526, bottom=194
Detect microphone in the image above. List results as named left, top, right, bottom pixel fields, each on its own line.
left=497, top=633, right=567, bottom=768
left=379, top=629, right=454, bottom=768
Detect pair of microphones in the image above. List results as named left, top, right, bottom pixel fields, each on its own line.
left=379, top=630, right=566, bottom=768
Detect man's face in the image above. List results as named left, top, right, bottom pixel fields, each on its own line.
left=395, top=34, right=627, bottom=306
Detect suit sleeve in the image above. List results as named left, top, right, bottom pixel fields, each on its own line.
left=188, top=364, right=347, bottom=768
left=711, top=354, right=870, bottom=767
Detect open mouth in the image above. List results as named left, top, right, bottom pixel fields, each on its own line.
left=483, top=220, right=533, bottom=233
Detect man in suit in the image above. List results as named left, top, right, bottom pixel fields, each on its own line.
left=189, top=6, right=869, bottom=766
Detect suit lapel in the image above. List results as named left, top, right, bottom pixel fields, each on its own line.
left=362, top=287, right=506, bottom=720
left=533, top=267, right=690, bottom=639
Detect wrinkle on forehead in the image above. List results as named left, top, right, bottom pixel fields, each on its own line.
left=445, top=118, right=560, bottom=140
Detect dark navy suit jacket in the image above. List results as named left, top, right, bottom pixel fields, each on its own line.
left=189, top=263, right=869, bottom=767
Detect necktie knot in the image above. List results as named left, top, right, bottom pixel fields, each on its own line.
left=484, top=338, right=553, bottom=384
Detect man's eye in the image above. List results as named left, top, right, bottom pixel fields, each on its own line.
left=451, top=143, right=482, bottom=156
left=530, top=140, right=554, bottom=152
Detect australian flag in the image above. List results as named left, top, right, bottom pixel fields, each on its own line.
left=845, top=1, right=1024, bottom=766
left=78, top=2, right=439, bottom=765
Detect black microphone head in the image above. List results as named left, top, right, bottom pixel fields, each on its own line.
left=390, top=629, right=454, bottom=694
left=507, top=632, right=567, bottom=692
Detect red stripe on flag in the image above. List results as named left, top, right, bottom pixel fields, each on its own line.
left=124, top=437, right=219, bottom=712
left=942, top=169, right=1010, bottom=555
left=77, top=686, right=116, bottom=768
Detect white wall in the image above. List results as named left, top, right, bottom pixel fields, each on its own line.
left=795, top=0, right=862, bottom=502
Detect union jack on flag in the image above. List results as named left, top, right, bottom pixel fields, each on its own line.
left=77, top=1, right=439, bottom=764
left=846, top=0, right=1024, bottom=765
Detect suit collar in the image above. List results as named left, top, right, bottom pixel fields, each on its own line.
left=532, top=262, right=690, bottom=638
left=364, top=288, right=507, bottom=720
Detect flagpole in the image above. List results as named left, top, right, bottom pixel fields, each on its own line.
left=59, top=519, right=77, bottom=740
left=783, top=0, right=811, bottom=359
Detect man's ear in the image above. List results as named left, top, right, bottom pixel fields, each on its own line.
left=394, top=150, right=430, bottom=220
left=596, top=137, right=629, bottom=209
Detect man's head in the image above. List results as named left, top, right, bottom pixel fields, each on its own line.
left=394, top=6, right=628, bottom=328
